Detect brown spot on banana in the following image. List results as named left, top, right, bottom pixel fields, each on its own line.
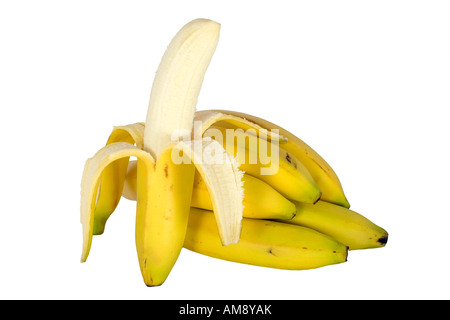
left=377, top=234, right=388, bottom=245
left=164, top=164, right=169, bottom=178
left=285, top=153, right=297, bottom=169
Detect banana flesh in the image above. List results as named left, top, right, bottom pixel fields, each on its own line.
left=143, top=19, right=220, bottom=159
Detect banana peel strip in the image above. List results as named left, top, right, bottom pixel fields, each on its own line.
left=108, top=122, right=145, bottom=148
left=181, top=138, right=244, bottom=245
left=92, top=123, right=146, bottom=234
left=80, top=142, right=152, bottom=262
left=193, top=110, right=288, bottom=143
left=80, top=136, right=244, bottom=261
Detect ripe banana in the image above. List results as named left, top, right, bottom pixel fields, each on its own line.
left=80, top=19, right=245, bottom=286
left=277, top=201, right=388, bottom=250
left=203, top=125, right=322, bottom=203
left=123, top=160, right=297, bottom=220
left=191, top=171, right=296, bottom=220
left=185, top=208, right=348, bottom=270
left=194, top=110, right=350, bottom=208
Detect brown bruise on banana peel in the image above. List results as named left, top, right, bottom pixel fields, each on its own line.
left=285, top=152, right=296, bottom=169
left=164, top=164, right=169, bottom=178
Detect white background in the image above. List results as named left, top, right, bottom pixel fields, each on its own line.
left=0, top=0, right=449, bottom=300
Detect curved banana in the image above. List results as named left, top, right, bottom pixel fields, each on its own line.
left=80, top=19, right=244, bottom=286
left=185, top=208, right=348, bottom=270
left=277, top=201, right=388, bottom=250
left=203, top=125, right=321, bottom=203
left=194, top=110, right=350, bottom=208
left=123, top=160, right=297, bottom=220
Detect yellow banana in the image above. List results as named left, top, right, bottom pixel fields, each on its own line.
left=194, top=110, right=350, bottom=208
left=80, top=19, right=244, bottom=286
left=277, top=201, right=388, bottom=250
left=123, top=160, right=296, bottom=220
left=185, top=208, right=348, bottom=270
left=191, top=171, right=296, bottom=220
left=203, top=125, right=322, bottom=203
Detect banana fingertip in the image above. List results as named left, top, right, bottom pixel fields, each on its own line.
left=377, top=233, right=389, bottom=246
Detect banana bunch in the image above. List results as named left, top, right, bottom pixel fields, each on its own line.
left=80, top=18, right=388, bottom=287
left=123, top=113, right=388, bottom=256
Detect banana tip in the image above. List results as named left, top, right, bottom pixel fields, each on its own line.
left=377, top=233, right=388, bottom=246
left=313, top=192, right=322, bottom=205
